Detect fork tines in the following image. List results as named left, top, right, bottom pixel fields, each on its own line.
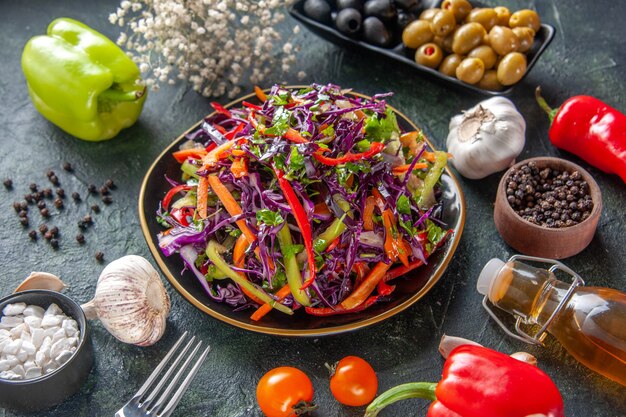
left=131, top=331, right=211, bottom=417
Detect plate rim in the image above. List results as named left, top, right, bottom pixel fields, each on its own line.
left=138, top=86, right=466, bottom=336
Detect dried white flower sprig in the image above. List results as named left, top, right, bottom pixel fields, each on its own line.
left=110, top=0, right=304, bottom=98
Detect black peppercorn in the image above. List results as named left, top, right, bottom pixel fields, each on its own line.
left=105, top=179, right=115, bottom=189
left=83, top=215, right=93, bottom=225
left=99, top=186, right=110, bottom=196
left=20, top=217, right=29, bottom=227
left=95, top=251, right=104, bottom=262
left=3, top=179, right=13, bottom=189
left=72, top=192, right=81, bottom=201
left=39, top=224, right=48, bottom=234
left=44, top=231, right=53, bottom=240
left=20, top=202, right=28, bottom=211
left=56, top=188, right=65, bottom=198
left=24, top=194, right=33, bottom=203
left=63, top=162, right=73, bottom=172
left=54, top=198, right=64, bottom=209
left=37, top=201, right=46, bottom=209
left=102, top=196, right=113, bottom=204
left=91, top=204, right=100, bottom=213
left=50, top=239, right=59, bottom=249
left=40, top=208, right=50, bottom=217
left=28, top=230, right=37, bottom=240
left=29, top=183, right=38, bottom=192
left=88, top=184, right=97, bottom=194
left=49, top=175, right=59, bottom=185
left=43, top=188, right=53, bottom=198
left=13, top=202, right=21, bottom=212
left=76, top=233, right=85, bottom=244
left=50, top=226, right=59, bottom=236
left=46, top=170, right=55, bottom=178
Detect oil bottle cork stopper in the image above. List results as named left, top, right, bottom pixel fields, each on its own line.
left=477, top=258, right=506, bottom=296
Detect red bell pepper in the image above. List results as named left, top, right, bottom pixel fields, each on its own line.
left=365, top=345, right=564, bottom=417
left=210, top=101, right=232, bottom=118
left=313, top=141, right=385, bottom=166
left=170, top=206, right=194, bottom=227
left=242, top=101, right=263, bottom=111
left=162, top=184, right=192, bottom=211
left=536, top=86, right=626, bottom=182
left=274, top=168, right=316, bottom=289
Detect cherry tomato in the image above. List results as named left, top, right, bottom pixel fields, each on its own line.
left=256, top=367, right=316, bottom=417
left=329, top=356, right=378, bottom=406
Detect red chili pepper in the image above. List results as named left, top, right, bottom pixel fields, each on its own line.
left=170, top=207, right=193, bottom=227
left=224, top=122, right=245, bottom=140
left=313, top=142, right=385, bottom=166
left=210, top=101, right=232, bottom=118
left=242, top=101, right=263, bottom=111
left=274, top=168, right=316, bottom=289
left=536, top=86, right=626, bottom=182
left=365, top=345, right=564, bottom=417
left=305, top=295, right=382, bottom=316
left=376, top=279, right=395, bottom=296
left=162, top=184, right=192, bottom=211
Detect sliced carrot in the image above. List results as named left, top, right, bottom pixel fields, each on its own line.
left=233, top=234, right=264, bottom=305
left=313, top=201, right=331, bottom=215
left=284, top=128, right=309, bottom=144
left=340, top=261, right=391, bottom=310
left=231, top=149, right=246, bottom=157
left=354, top=109, right=366, bottom=121
left=391, top=163, right=429, bottom=175
left=196, top=176, right=209, bottom=219
left=172, top=148, right=208, bottom=163
left=231, top=157, right=248, bottom=178
left=363, top=196, right=376, bottom=231
left=203, top=140, right=236, bottom=167
left=400, top=131, right=422, bottom=157
left=254, top=85, right=267, bottom=102
left=251, top=284, right=291, bottom=321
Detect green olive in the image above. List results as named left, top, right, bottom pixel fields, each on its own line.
left=513, top=27, right=535, bottom=53
left=415, top=43, right=444, bottom=68
left=456, top=57, right=485, bottom=84
left=478, top=70, right=504, bottom=91
left=466, top=8, right=497, bottom=32
left=509, top=9, right=541, bottom=32
left=441, top=0, right=472, bottom=22
left=419, top=8, right=440, bottom=22
left=431, top=9, right=456, bottom=37
left=494, top=6, right=511, bottom=26
left=452, top=22, right=486, bottom=55
left=438, top=54, right=463, bottom=77
left=468, top=45, right=497, bottom=70
left=497, top=52, right=527, bottom=86
left=403, top=20, right=434, bottom=49
left=488, top=26, right=519, bottom=55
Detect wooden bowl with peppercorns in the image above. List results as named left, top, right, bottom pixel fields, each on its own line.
left=494, top=157, right=602, bottom=259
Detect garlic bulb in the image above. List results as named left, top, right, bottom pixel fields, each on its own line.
left=81, top=255, right=170, bottom=347
left=446, top=97, right=526, bottom=179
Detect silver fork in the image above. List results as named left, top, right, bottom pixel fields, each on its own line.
left=115, top=332, right=211, bottom=417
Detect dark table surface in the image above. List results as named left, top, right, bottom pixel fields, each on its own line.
left=1, top=1, right=625, bottom=416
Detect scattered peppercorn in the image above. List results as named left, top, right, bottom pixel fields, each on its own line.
left=20, top=217, right=29, bottom=227
left=46, top=170, right=55, bottom=178
left=39, top=224, right=48, bottom=234
left=50, top=239, right=59, bottom=249
left=99, top=186, right=110, bottom=196
left=83, top=215, right=93, bottom=225
left=43, top=188, right=53, bottom=199
left=91, top=204, right=100, bottom=213
left=28, top=230, right=37, bottom=240
left=505, top=162, right=593, bottom=228
left=29, top=183, right=38, bottom=192
left=18, top=210, right=28, bottom=218
left=63, top=162, right=73, bottom=172
left=37, top=201, right=46, bottom=210
left=102, top=196, right=113, bottom=205
left=72, top=192, right=81, bottom=201
left=95, top=251, right=104, bottom=262
left=76, top=233, right=85, bottom=244
left=56, top=188, right=65, bottom=198
left=105, top=179, right=115, bottom=189
left=20, top=202, right=28, bottom=211
left=88, top=184, right=97, bottom=194
left=44, top=231, right=53, bottom=241
left=3, top=179, right=13, bottom=189
left=24, top=194, right=34, bottom=203
left=50, top=226, right=59, bottom=236
left=49, top=175, right=59, bottom=185
left=13, top=202, right=21, bottom=212
left=32, top=192, right=42, bottom=202
left=40, top=208, right=50, bottom=218
left=54, top=198, right=64, bottom=209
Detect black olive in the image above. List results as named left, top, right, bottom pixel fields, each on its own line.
left=393, top=0, right=420, bottom=13
left=337, top=0, right=364, bottom=12
left=363, top=16, right=392, bottom=46
left=364, top=0, right=397, bottom=24
left=336, top=8, right=362, bottom=35
left=304, top=0, right=332, bottom=24
left=395, top=9, right=417, bottom=31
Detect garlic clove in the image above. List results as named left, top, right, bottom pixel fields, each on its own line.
left=14, top=272, right=67, bottom=293
left=438, top=334, right=483, bottom=359
left=83, top=255, right=170, bottom=347
left=510, top=351, right=538, bottom=366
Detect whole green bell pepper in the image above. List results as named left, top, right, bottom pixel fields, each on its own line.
left=21, top=18, right=147, bottom=141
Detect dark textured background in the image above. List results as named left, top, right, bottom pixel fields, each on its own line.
left=1, top=1, right=625, bottom=416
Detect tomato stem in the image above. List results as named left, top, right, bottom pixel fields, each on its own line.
left=293, top=400, right=318, bottom=415
left=324, top=362, right=337, bottom=378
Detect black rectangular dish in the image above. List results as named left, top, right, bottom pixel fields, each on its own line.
left=288, top=0, right=555, bottom=95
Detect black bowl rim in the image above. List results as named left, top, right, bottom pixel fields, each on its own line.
left=288, top=0, right=556, bottom=96
left=138, top=86, right=466, bottom=336
left=0, top=289, right=89, bottom=385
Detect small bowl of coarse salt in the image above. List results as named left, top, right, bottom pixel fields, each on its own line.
left=0, top=290, right=93, bottom=411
